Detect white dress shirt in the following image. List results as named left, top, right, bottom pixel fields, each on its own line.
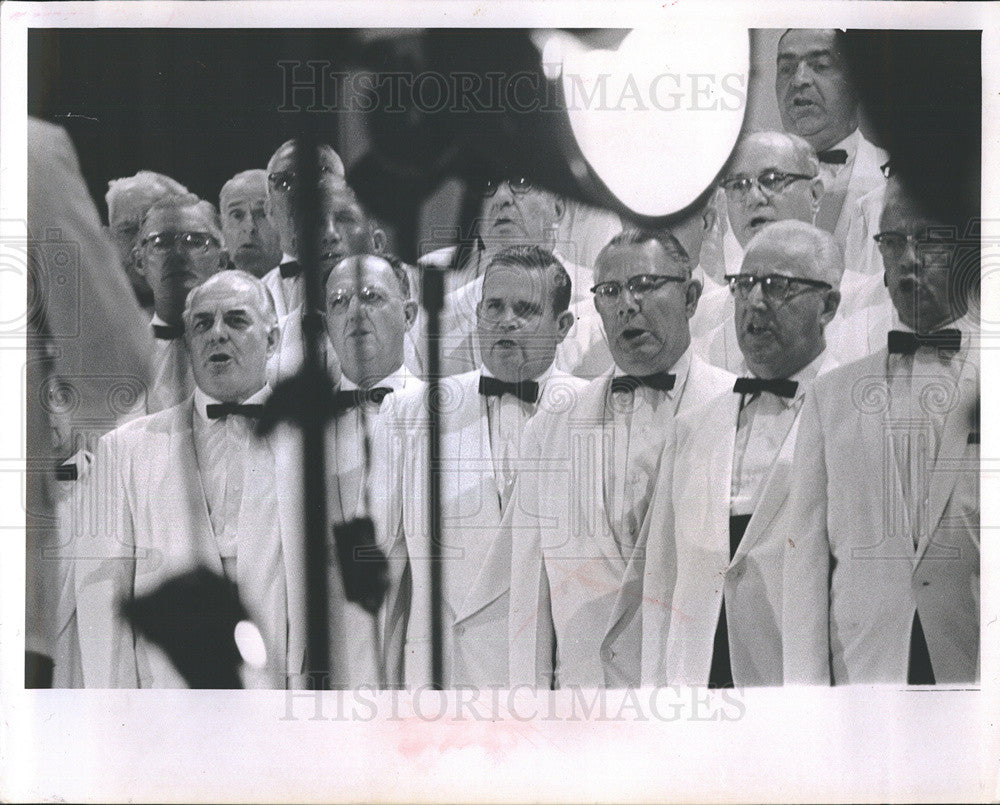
left=148, top=313, right=193, bottom=413
left=730, top=353, right=825, bottom=515
left=605, top=348, right=694, bottom=551
left=190, top=384, right=288, bottom=673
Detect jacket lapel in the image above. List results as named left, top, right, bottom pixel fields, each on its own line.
left=169, top=402, right=222, bottom=573
left=918, top=354, right=979, bottom=563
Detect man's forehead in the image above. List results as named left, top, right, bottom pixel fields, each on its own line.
left=223, top=185, right=266, bottom=210
left=483, top=264, right=549, bottom=297
left=143, top=206, right=210, bottom=234
left=328, top=258, right=392, bottom=289
left=743, top=240, right=820, bottom=280
left=880, top=197, right=942, bottom=232
left=269, top=146, right=343, bottom=174
left=191, top=284, right=261, bottom=315
left=598, top=241, right=685, bottom=278
left=732, top=137, right=798, bottom=173
left=778, top=29, right=839, bottom=58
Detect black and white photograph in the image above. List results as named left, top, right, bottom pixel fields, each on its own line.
left=2, top=1, right=997, bottom=801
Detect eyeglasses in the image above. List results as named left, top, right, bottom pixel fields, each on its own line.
left=267, top=165, right=340, bottom=193
left=725, top=273, right=832, bottom=302
left=721, top=169, right=815, bottom=198
left=327, top=286, right=394, bottom=313
left=873, top=231, right=954, bottom=263
left=483, top=177, right=533, bottom=197
left=141, top=231, right=219, bottom=253
left=591, top=273, right=686, bottom=305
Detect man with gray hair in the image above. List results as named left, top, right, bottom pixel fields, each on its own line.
left=134, top=193, right=229, bottom=412
left=74, top=270, right=310, bottom=688
left=219, top=169, right=282, bottom=278
left=105, top=170, right=189, bottom=310
left=641, top=221, right=844, bottom=688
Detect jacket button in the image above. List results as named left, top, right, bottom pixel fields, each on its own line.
left=455, top=625, right=465, bottom=637
left=921, top=580, right=931, bottom=586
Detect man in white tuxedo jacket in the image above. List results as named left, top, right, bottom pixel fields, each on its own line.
left=642, top=221, right=844, bottom=688
left=315, top=253, right=424, bottom=687
left=137, top=195, right=228, bottom=413
left=783, top=176, right=980, bottom=685
left=775, top=29, right=888, bottom=252
left=75, top=271, right=306, bottom=688
left=260, top=139, right=347, bottom=319
left=378, top=245, right=586, bottom=688
left=507, top=228, right=735, bottom=688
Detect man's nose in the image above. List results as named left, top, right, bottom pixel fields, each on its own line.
left=208, top=316, right=229, bottom=340
left=746, top=279, right=769, bottom=308
left=617, top=286, right=641, bottom=315
left=744, top=180, right=769, bottom=205
left=792, top=59, right=813, bottom=87
left=321, top=215, right=343, bottom=245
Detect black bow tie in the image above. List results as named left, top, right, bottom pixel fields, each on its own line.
left=733, top=377, right=798, bottom=399
left=206, top=402, right=265, bottom=420
left=611, top=373, right=676, bottom=394
left=478, top=375, right=539, bottom=404
left=817, top=148, right=848, bottom=165
left=153, top=323, right=184, bottom=340
left=331, top=386, right=393, bottom=415
left=887, top=329, right=962, bottom=355
left=279, top=260, right=300, bottom=279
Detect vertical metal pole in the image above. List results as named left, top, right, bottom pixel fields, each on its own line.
left=421, top=267, right=445, bottom=690
left=292, top=136, right=331, bottom=688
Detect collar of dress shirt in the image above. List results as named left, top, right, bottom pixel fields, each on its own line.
left=280, top=252, right=296, bottom=267
left=194, top=384, right=271, bottom=423
left=151, top=312, right=168, bottom=328
left=338, top=365, right=413, bottom=394
left=734, top=349, right=827, bottom=407
left=612, top=345, right=692, bottom=400
left=830, top=128, right=860, bottom=162
left=480, top=364, right=555, bottom=398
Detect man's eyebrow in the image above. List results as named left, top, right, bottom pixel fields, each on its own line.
left=778, top=47, right=834, bottom=61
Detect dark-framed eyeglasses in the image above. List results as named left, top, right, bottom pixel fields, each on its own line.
left=873, top=231, right=955, bottom=263
left=483, top=176, right=533, bottom=197
left=591, top=273, right=686, bottom=305
left=326, top=285, right=393, bottom=313
left=721, top=169, right=815, bottom=198
left=140, top=231, right=219, bottom=253
left=725, top=273, right=832, bottom=302
left=267, top=165, right=340, bottom=193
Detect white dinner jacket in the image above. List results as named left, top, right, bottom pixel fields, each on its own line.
left=377, top=369, right=588, bottom=688
left=507, top=354, right=736, bottom=688
left=783, top=344, right=980, bottom=685
left=639, top=350, right=840, bottom=687
left=74, top=398, right=307, bottom=688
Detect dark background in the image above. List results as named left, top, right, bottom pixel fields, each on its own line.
left=29, top=28, right=982, bottom=242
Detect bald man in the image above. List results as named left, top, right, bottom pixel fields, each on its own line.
left=220, top=169, right=282, bottom=278
left=641, top=221, right=843, bottom=688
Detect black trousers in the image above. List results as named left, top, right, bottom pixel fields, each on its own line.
left=707, top=514, right=752, bottom=689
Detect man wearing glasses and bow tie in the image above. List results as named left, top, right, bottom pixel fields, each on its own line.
left=783, top=175, right=979, bottom=685
left=75, top=270, right=309, bottom=688
left=507, top=228, right=734, bottom=688
left=377, top=245, right=586, bottom=688
left=136, top=194, right=229, bottom=413
left=641, top=220, right=843, bottom=688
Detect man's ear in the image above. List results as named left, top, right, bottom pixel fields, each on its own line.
left=685, top=277, right=704, bottom=319
left=555, top=309, right=575, bottom=343
left=553, top=196, right=566, bottom=223
left=820, top=288, right=841, bottom=326
left=133, top=246, right=146, bottom=277
left=265, top=321, right=280, bottom=360
left=701, top=203, right=718, bottom=234
left=809, top=176, right=824, bottom=213
left=403, top=300, right=418, bottom=330
left=371, top=227, right=387, bottom=254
